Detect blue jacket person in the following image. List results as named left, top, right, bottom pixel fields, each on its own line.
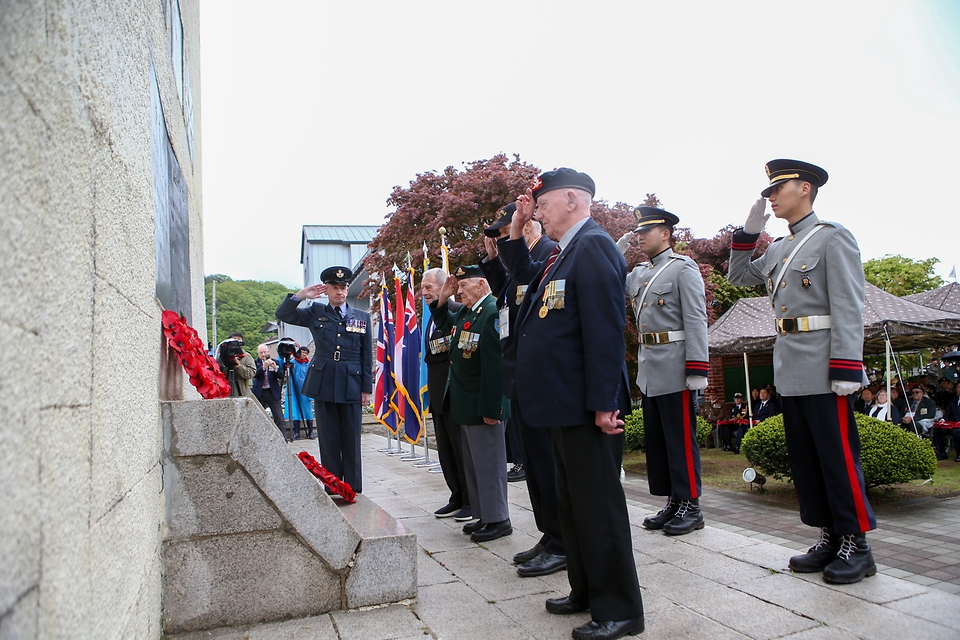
left=728, top=160, right=876, bottom=584
left=276, top=266, right=372, bottom=493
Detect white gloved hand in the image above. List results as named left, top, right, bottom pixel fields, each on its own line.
left=742, top=198, right=770, bottom=234
left=686, top=376, right=709, bottom=391
left=616, top=230, right=633, bottom=255
left=831, top=380, right=861, bottom=396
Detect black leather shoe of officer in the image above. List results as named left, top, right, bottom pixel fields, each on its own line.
left=662, top=498, right=704, bottom=536
left=513, top=542, right=544, bottom=565
left=507, top=463, right=526, bottom=482
left=545, top=595, right=588, bottom=615
left=571, top=617, right=644, bottom=640
left=823, top=533, right=877, bottom=584
left=470, top=519, right=513, bottom=542
left=642, top=497, right=678, bottom=530
left=517, top=551, right=567, bottom=577
left=462, top=520, right=484, bottom=535
left=789, top=527, right=839, bottom=573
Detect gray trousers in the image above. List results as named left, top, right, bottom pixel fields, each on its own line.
left=460, top=421, right=509, bottom=524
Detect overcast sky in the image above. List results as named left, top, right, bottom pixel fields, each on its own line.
left=199, top=0, right=960, bottom=289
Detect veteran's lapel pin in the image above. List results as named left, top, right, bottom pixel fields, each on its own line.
left=801, top=276, right=811, bottom=289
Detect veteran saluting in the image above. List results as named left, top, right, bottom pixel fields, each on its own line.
left=430, top=266, right=512, bottom=543
left=276, top=266, right=372, bottom=493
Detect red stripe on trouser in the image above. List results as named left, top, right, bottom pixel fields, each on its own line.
left=682, top=390, right=698, bottom=499
left=836, top=394, right=870, bottom=532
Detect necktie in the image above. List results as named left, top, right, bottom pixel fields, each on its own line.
left=335, top=306, right=343, bottom=320
left=542, top=246, right=561, bottom=280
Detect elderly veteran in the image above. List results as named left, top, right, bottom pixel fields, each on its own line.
left=502, top=168, right=644, bottom=640
left=276, top=266, right=372, bottom=493
left=617, top=206, right=709, bottom=536
left=728, top=159, right=876, bottom=584
left=430, top=265, right=512, bottom=543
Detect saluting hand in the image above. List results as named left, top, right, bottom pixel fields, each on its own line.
left=439, top=274, right=458, bottom=302
left=596, top=410, right=625, bottom=435
left=511, top=188, right=535, bottom=239
left=296, top=283, right=328, bottom=300
left=482, top=231, right=499, bottom=259
left=743, top=198, right=770, bottom=234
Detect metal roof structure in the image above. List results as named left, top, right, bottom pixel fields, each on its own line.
left=300, top=225, right=380, bottom=262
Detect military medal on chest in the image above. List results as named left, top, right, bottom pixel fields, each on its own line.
left=515, top=284, right=527, bottom=306
left=539, top=279, right=566, bottom=318
left=346, top=318, right=367, bottom=333
left=458, top=329, right=480, bottom=358
left=801, top=275, right=812, bottom=289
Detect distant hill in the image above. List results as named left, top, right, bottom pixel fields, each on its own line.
left=205, top=275, right=296, bottom=353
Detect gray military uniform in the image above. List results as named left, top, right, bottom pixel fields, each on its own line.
left=626, top=248, right=709, bottom=396
left=727, top=212, right=865, bottom=393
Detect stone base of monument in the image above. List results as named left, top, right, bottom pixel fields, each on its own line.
left=160, top=399, right=416, bottom=635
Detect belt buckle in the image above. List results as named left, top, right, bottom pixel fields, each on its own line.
left=656, top=331, right=668, bottom=343
left=641, top=333, right=654, bottom=345
left=334, top=350, right=341, bottom=361
left=777, top=318, right=797, bottom=334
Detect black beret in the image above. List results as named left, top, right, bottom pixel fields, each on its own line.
left=761, top=159, right=829, bottom=197
left=484, top=203, right=517, bottom=237
left=453, top=265, right=485, bottom=280
left=633, top=206, right=680, bottom=231
left=320, top=266, right=352, bottom=285
left=531, top=167, right=596, bottom=202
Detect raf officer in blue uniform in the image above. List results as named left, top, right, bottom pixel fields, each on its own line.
left=728, top=160, right=876, bottom=584
left=276, top=266, right=372, bottom=493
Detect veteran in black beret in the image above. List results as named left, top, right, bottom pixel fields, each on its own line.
left=616, top=206, right=709, bottom=536
left=500, top=168, right=644, bottom=640
left=275, top=266, right=372, bottom=493
left=430, top=265, right=512, bottom=543
left=728, top=159, right=877, bottom=584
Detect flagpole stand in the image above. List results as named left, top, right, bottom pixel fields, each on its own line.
left=386, top=430, right=406, bottom=455
left=377, top=428, right=401, bottom=453
left=400, top=437, right=424, bottom=462
left=413, top=433, right=440, bottom=468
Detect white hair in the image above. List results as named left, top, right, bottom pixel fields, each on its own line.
left=423, top=267, right=447, bottom=286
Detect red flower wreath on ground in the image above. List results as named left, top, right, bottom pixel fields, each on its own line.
left=296, top=451, right=357, bottom=502
left=161, top=310, right=231, bottom=399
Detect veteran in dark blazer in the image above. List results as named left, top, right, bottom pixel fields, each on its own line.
left=276, top=266, right=372, bottom=493
left=617, top=206, right=709, bottom=537
left=481, top=204, right=567, bottom=577
left=728, top=159, right=876, bottom=584
left=502, top=168, right=643, bottom=640
left=430, top=265, right=512, bottom=543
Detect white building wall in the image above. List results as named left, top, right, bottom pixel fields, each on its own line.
left=0, top=1, right=202, bottom=637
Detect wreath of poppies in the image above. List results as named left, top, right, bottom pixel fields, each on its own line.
left=161, top=310, right=231, bottom=399
left=297, top=451, right=357, bottom=502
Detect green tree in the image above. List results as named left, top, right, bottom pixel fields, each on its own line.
left=204, top=276, right=295, bottom=354
left=863, top=255, right=943, bottom=297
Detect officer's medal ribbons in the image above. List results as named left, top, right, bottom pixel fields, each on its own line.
left=515, top=284, right=527, bottom=306
left=428, top=336, right=450, bottom=354
left=458, top=330, right=480, bottom=358
left=346, top=318, right=367, bottom=333
left=539, top=279, right=566, bottom=318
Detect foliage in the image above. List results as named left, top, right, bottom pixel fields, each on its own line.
left=741, top=413, right=938, bottom=488
left=204, top=275, right=296, bottom=354
left=863, top=254, right=943, bottom=297
left=623, top=408, right=712, bottom=452
left=707, top=268, right=766, bottom=319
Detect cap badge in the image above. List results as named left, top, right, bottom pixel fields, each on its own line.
left=532, top=177, right=543, bottom=191
left=336, top=269, right=344, bottom=278
left=455, top=266, right=465, bottom=277
left=764, top=164, right=772, bottom=178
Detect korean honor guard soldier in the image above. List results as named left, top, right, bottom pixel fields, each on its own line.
left=617, top=207, right=709, bottom=536
left=728, top=160, right=877, bottom=584
left=275, top=266, right=372, bottom=493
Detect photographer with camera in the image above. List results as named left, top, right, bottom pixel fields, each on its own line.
left=217, top=332, right=256, bottom=398
left=254, top=343, right=288, bottom=440
left=278, top=341, right=316, bottom=440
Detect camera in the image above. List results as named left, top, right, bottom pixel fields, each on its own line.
left=277, top=337, right=299, bottom=361
left=219, top=340, right=245, bottom=365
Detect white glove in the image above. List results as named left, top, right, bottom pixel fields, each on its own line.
left=686, top=376, right=708, bottom=391
left=742, top=198, right=770, bottom=234
left=616, top=231, right=633, bottom=255
left=831, top=380, right=861, bottom=396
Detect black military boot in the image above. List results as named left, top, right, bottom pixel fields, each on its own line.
left=662, top=498, right=705, bottom=536
left=823, top=533, right=877, bottom=584
left=642, top=497, right=679, bottom=530
left=789, top=527, right=839, bottom=573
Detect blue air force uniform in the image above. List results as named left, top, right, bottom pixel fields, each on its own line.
left=276, top=267, right=372, bottom=493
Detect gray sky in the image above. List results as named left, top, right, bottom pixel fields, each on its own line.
left=200, top=0, right=960, bottom=289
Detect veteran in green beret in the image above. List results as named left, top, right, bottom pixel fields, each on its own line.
left=430, top=265, right=512, bottom=543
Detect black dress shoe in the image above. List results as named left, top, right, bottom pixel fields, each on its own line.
left=470, top=519, right=513, bottom=542
left=517, top=551, right=566, bottom=577
left=662, top=498, right=704, bottom=536
left=513, top=543, right=544, bottom=565
left=572, top=618, right=644, bottom=640
left=434, top=502, right=461, bottom=518
left=545, top=595, right=589, bottom=615
left=462, top=519, right=484, bottom=534
left=507, top=463, right=526, bottom=482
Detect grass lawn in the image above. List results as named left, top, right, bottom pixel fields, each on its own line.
left=623, top=447, right=960, bottom=507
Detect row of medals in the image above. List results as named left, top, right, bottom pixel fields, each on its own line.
left=538, top=280, right=565, bottom=318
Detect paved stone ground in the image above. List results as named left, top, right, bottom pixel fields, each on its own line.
left=169, top=433, right=960, bottom=639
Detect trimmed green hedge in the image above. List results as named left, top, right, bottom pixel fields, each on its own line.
left=741, top=412, right=938, bottom=488
left=623, top=409, right=712, bottom=452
